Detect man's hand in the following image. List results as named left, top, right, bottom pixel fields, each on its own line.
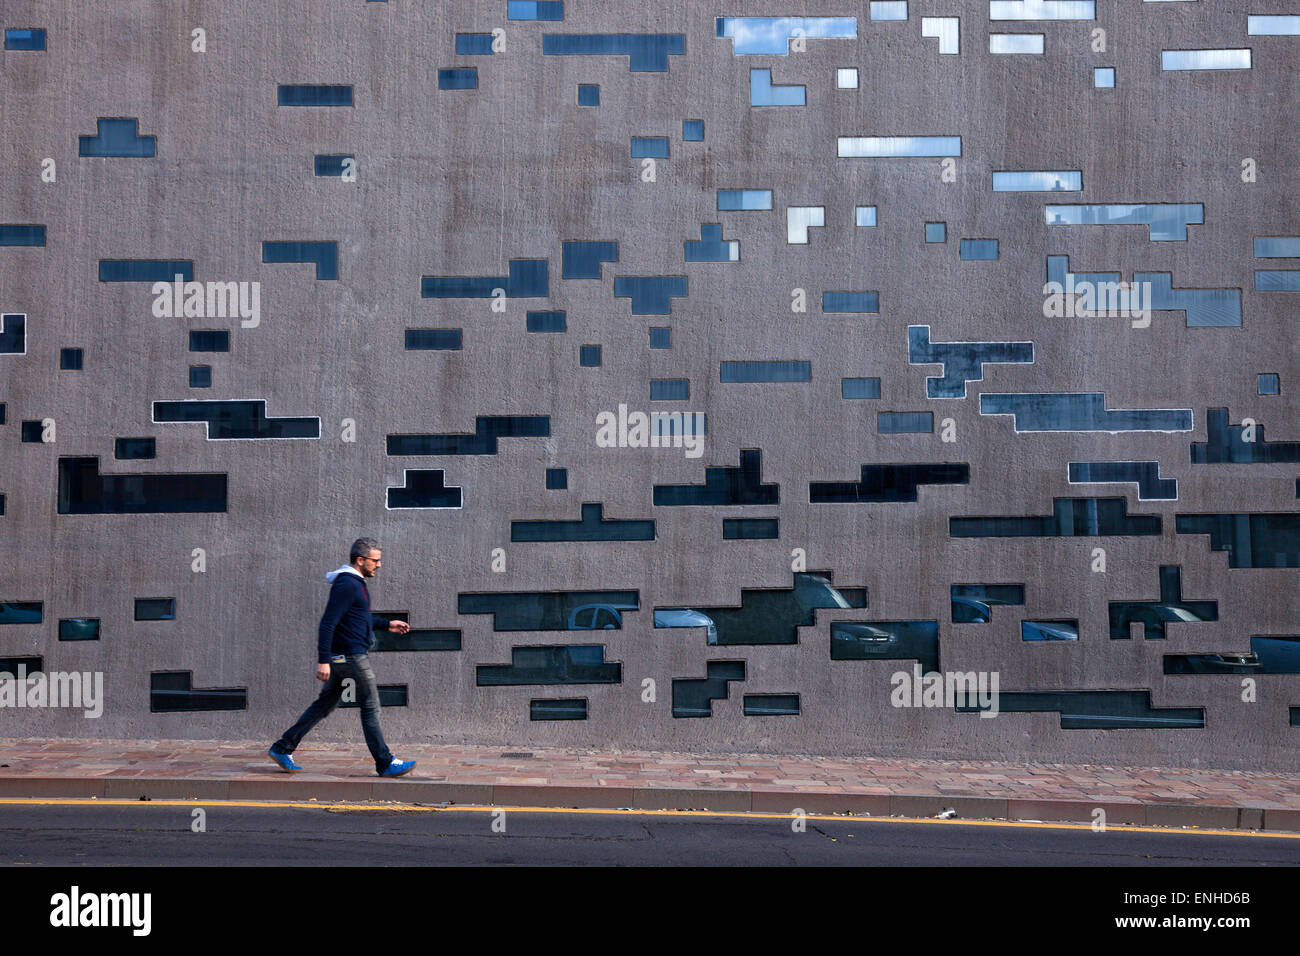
left=316, top=663, right=330, bottom=682
left=388, top=621, right=411, bottom=634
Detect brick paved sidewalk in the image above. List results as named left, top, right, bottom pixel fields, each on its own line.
left=2, top=737, right=1299, bottom=831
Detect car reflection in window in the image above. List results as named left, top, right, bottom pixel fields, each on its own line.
left=1021, top=620, right=1079, bottom=642
left=566, top=604, right=634, bottom=630
left=653, top=608, right=719, bottom=644
left=1166, top=636, right=1300, bottom=674
left=655, top=573, right=865, bottom=646
left=830, top=621, right=940, bottom=672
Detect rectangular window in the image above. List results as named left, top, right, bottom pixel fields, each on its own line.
left=526, top=311, right=566, bottom=332
left=1022, top=619, right=1080, bottom=641
left=189, top=365, right=212, bottom=388
left=1256, top=271, right=1300, bottom=291
left=743, top=694, right=799, bottom=716
left=189, top=330, right=229, bottom=352
left=456, top=33, right=495, bottom=54
left=823, top=291, right=879, bottom=312
left=278, top=85, right=353, bottom=106
left=0, top=602, right=43, bottom=624
left=960, top=239, right=999, bottom=260
left=838, top=136, right=960, bottom=158
left=878, top=411, right=933, bottom=433
left=530, top=699, right=588, bottom=720
left=720, top=361, right=810, bottom=383
left=4, top=28, right=46, bottom=50
left=990, top=0, right=1093, bottom=17
left=508, top=1, right=564, bottom=20
left=59, top=618, right=101, bottom=641
left=1255, top=237, right=1300, bottom=258
left=314, top=155, right=354, bottom=176
left=682, top=120, right=704, bottom=141
left=841, top=378, right=881, bottom=399
left=717, top=189, right=772, bottom=211
left=405, top=329, right=462, bottom=350
left=989, top=33, right=1044, bottom=53
left=135, top=598, right=177, bottom=621
left=631, top=137, right=669, bottom=158
left=540, top=33, right=686, bottom=71
left=1248, top=15, right=1300, bottom=35
left=723, top=518, right=778, bottom=539
left=371, top=629, right=461, bottom=651
left=650, top=379, right=689, bottom=400
left=993, top=171, right=1082, bottom=191
left=60, top=347, right=83, bottom=370
left=0, top=225, right=43, bottom=246
left=649, top=327, right=671, bottom=348
left=115, top=437, right=157, bottom=459
left=716, top=17, right=855, bottom=54
left=99, top=260, right=192, bottom=282
left=438, top=68, right=478, bottom=90
left=1161, top=49, right=1251, bottom=71
left=870, top=2, right=908, bottom=20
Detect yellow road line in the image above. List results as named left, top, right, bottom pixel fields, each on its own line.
left=0, top=797, right=1296, bottom=839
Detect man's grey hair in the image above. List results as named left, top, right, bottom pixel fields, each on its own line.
left=350, top=537, right=381, bottom=563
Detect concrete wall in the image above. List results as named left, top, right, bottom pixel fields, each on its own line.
left=2, top=0, right=1298, bottom=769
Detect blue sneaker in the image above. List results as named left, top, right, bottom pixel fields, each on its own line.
left=379, top=758, right=416, bottom=778
left=268, top=747, right=302, bottom=772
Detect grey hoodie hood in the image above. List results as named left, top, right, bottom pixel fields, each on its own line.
left=325, top=565, right=363, bottom=582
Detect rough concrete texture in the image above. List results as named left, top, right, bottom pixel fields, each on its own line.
left=0, top=2, right=1297, bottom=769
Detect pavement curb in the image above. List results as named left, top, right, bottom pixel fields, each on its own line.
left=3, top=776, right=1296, bottom=832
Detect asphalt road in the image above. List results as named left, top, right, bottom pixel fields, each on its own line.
left=2, top=801, right=1297, bottom=866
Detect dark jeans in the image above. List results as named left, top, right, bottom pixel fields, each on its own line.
left=272, top=654, right=394, bottom=772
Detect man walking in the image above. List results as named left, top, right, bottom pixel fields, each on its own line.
left=269, top=537, right=417, bottom=777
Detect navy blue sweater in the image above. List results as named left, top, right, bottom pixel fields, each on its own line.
left=317, top=568, right=391, bottom=663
